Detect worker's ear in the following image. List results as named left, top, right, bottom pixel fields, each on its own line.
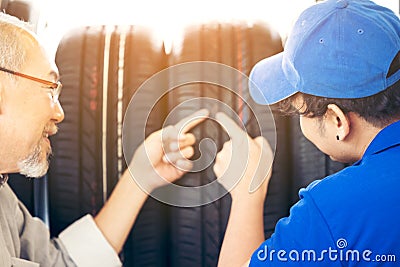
left=326, top=104, right=350, bottom=141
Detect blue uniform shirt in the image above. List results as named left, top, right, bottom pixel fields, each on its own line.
left=250, top=120, right=400, bottom=266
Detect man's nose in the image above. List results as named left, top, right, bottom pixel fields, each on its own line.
left=52, top=100, right=65, bottom=123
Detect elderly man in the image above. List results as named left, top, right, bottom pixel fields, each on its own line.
left=215, top=0, right=400, bottom=266
left=0, top=13, right=208, bottom=266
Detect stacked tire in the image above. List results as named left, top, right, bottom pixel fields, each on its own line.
left=49, top=25, right=170, bottom=266
left=166, top=22, right=286, bottom=267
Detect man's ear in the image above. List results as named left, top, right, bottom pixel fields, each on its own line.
left=326, top=104, right=350, bottom=141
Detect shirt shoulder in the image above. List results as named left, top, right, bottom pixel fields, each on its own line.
left=250, top=189, right=339, bottom=266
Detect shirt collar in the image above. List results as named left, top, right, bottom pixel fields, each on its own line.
left=363, top=120, right=400, bottom=157
left=0, top=174, right=8, bottom=188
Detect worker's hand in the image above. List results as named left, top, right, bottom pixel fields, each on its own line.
left=213, top=112, right=273, bottom=204
left=129, top=109, right=209, bottom=192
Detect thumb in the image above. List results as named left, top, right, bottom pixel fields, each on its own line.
left=248, top=136, right=274, bottom=193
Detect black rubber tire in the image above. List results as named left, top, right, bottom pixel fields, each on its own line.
left=8, top=174, right=34, bottom=214
left=167, top=22, right=284, bottom=266
left=5, top=0, right=40, bottom=31
left=5, top=0, right=32, bottom=22
left=50, top=26, right=108, bottom=236
left=120, top=26, right=170, bottom=267
left=0, top=0, right=9, bottom=11
left=51, top=25, right=170, bottom=267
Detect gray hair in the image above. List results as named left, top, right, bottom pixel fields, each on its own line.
left=0, top=12, right=35, bottom=71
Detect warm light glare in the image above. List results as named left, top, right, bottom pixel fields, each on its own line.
left=39, top=0, right=399, bottom=56
left=39, top=0, right=314, bottom=55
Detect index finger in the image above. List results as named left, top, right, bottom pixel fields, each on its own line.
left=215, top=112, right=248, bottom=140
left=175, top=109, right=210, bottom=134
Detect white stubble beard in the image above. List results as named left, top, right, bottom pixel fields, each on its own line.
left=17, top=136, right=52, bottom=178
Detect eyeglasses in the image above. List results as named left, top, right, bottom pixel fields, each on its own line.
left=0, top=66, right=62, bottom=103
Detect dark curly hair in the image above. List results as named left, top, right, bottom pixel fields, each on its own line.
left=277, top=52, right=400, bottom=128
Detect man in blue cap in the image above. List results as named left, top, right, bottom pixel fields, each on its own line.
left=214, top=0, right=400, bottom=266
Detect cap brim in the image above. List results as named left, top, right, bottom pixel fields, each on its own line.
left=249, top=52, right=297, bottom=105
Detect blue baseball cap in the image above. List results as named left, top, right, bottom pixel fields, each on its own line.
left=249, top=0, right=400, bottom=105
